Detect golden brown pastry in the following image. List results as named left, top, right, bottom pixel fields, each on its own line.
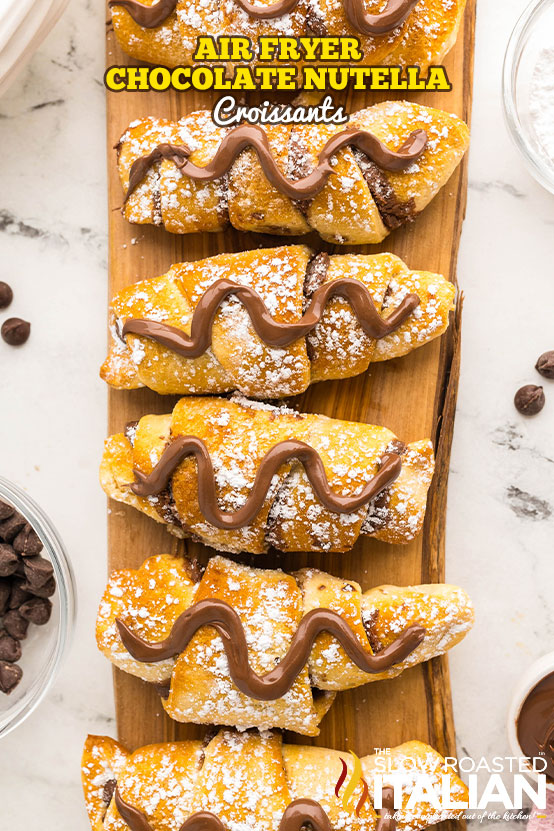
left=100, top=394, right=435, bottom=554
left=82, top=728, right=469, bottom=831
left=101, top=246, right=455, bottom=398
left=117, top=102, right=469, bottom=245
left=96, top=553, right=474, bottom=734
left=109, top=0, right=466, bottom=72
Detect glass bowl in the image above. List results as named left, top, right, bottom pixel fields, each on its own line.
left=502, top=0, right=554, bottom=194
left=0, top=477, right=76, bottom=738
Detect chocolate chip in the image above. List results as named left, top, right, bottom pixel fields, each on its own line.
left=1, top=318, right=30, bottom=346
left=19, top=597, right=52, bottom=626
left=153, top=679, right=170, bottom=699
left=8, top=580, right=30, bottom=609
left=0, top=281, right=13, bottom=309
left=13, top=524, right=43, bottom=556
left=0, top=501, right=15, bottom=521
left=22, top=555, right=53, bottom=589
left=21, top=575, right=56, bottom=598
left=102, top=779, right=117, bottom=806
left=0, top=544, right=18, bottom=577
left=3, top=609, right=29, bottom=640
left=514, top=384, right=545, bottom=415
left=536, top=351, right=554, bottom=380
left=0, top=511, right=26, bottom=542
left=0, top=579, right=10, bottom=615
left=0, top=634, right=21, bottom=662
left=0, top=661, right=22, bottom=693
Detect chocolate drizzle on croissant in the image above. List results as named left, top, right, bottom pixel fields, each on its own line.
left=122, top=277, right=420, bottom=357
left=109, top=0, right=418, bottom=35
left=130, top=438, right=402, bottom=528
left=123, top=124, right=428, bottom=204
left=114, top=789, right=334, bottom=831
left=117, top=598, right=425, bottom=699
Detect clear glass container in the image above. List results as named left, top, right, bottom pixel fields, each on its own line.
left=503, top=0, right=554, bottom=194
left=0, top=477, right=76, bottom=738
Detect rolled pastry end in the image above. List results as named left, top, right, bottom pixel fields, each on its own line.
left=81, top=735, right=129, bottom=831
left=96, top=553, right=198, bottom=683
left=364, top=438, right=435, bottom=545
left=100, top=432, right=185, bottom=535
left=374, top=270, right=456, bottom=363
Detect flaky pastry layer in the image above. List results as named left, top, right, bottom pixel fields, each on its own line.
left=100, top=394, right=435, bottom=554
left=102, top=246, right=455, bottom=398
left=83, top=729, right=469, bottom=831
left=96, top=553, right=473, bottom=734
left=117, top=102, right=469, bottom=245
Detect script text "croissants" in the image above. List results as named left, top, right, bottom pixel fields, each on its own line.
left=122, top=123, right=428, bottom=203
left=129, top=438, right=403, bottom=528
left=121, top=276, right=420, bottom=357
left=117, top=597, right=426, bottom=699
left=109, top=0, right=418, bottom=36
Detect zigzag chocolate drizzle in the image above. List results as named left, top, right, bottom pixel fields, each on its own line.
left=109, top=0, right=418, bottom=35
left=117, top=598, right=425, bottom=699
left=121, top=277, right=420, bottom=357
left=122, top=124, right=428, bottom=203
left=130, top=438, right=403, bottom=528
left=114, top=789, right=333, bottom=831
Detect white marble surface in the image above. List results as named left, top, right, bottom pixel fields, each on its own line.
left=0, top=0, right=553, bottom=826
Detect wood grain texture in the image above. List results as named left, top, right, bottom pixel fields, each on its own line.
left=104, top=0, right=475, bottom=803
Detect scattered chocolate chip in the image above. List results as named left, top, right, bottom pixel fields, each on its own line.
left=0, top=580, right=10, bottom=615
left=21, top=575, right=56, bottom=598
left=102, top=779, right=117, bottom=806
left=1, top=317, right=30, bottom=346
left=0, top=544, right=18, bottom=577
left=19, top=597, right=52, bottom=626
left=0, top=281, right=13, bottom=309
left=0, top=661, right=22, bottom=693
left=0, top=634, right=21, bottom=662
left=514, top=384, right=545, bottom=416
left=3, top=609, right=29, bottom=640
left=13, top=524, right=43, bottom=556
left=536, top=351, right=554, bottom=380
left=8, top=580, right=30, bottom=610
left=22, top=555, right=53, bottom=589
left=0, top=501, right=15, bottom=521
left=0, top=511, right=26, bottom=542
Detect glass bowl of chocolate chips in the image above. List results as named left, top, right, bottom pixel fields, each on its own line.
left=0, top=477, right=75, bottom=737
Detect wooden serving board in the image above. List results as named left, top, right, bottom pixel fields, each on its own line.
left=105, top=0, right=475, bottom=808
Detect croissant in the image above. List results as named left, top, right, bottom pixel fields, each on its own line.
left=82, top=728, right=468, bottom=831
left=117, top=101, right=469, bottom=245
left=100, top=394, right=434, bottom=554
left=108, top=0, right=466, bottom=72
left=101, top=246, right=455, bottom=398
left=96, top=553, right=474, bottom=734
